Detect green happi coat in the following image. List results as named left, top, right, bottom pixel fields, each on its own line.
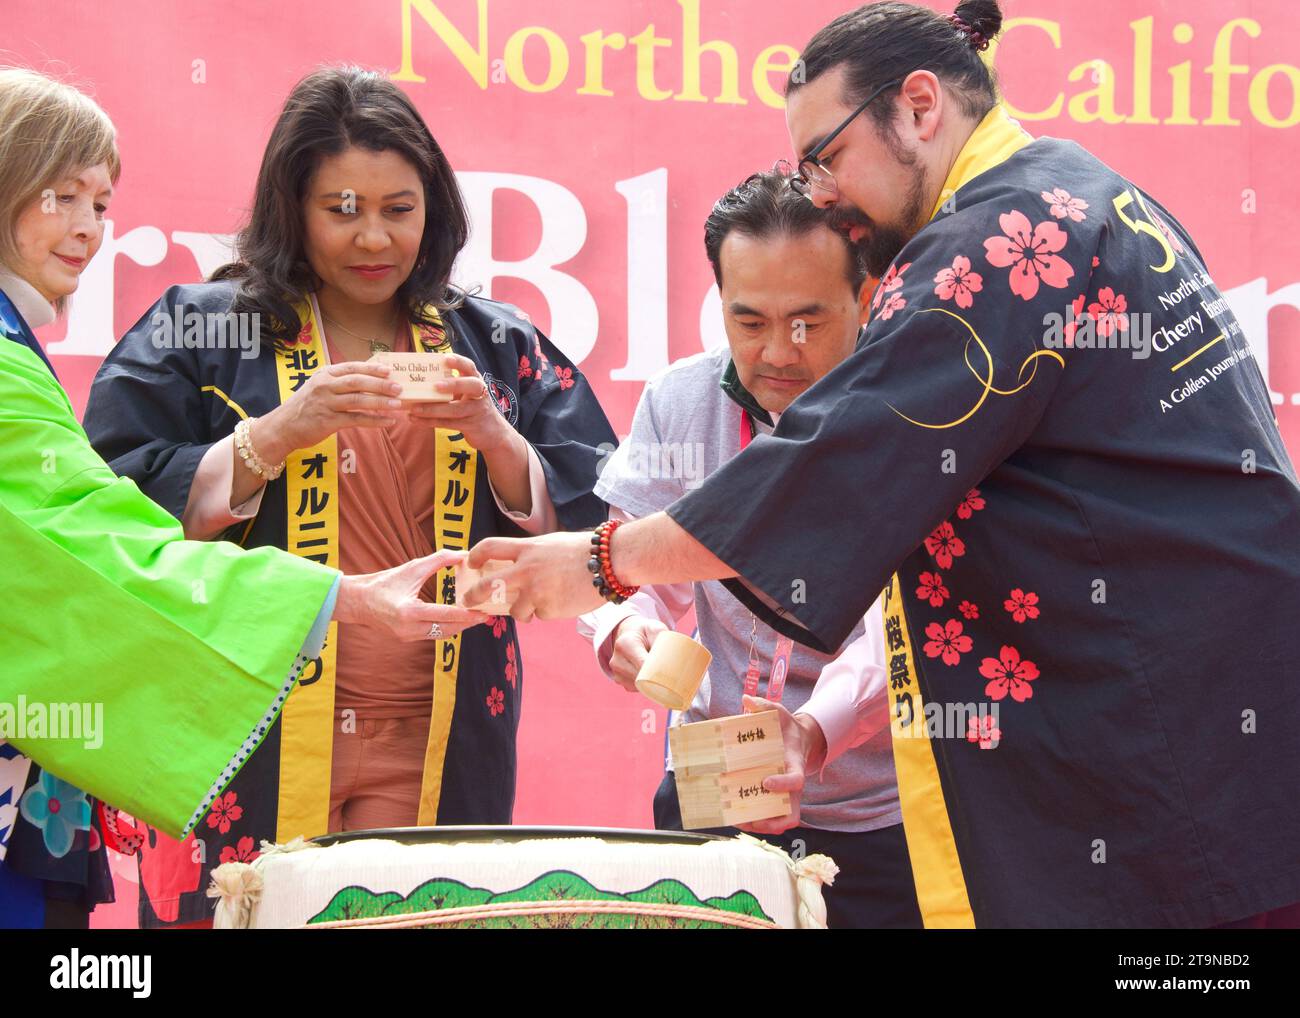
left=0, top=334, right=335, bottom=841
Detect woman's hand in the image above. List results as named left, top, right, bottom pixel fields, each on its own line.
left=224, top=361, right=405, bottom=509
left=405, top=353, right=513, bottom=453
left=335, top=550, right=491, bottom=642
left=256, top=361, right=405, bottom=462
left=406, top=353, right=534, bottom=514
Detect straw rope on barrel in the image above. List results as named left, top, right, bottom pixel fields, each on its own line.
left=208, top=828, right=837, bottom=929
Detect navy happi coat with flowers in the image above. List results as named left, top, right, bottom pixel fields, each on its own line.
left=84, top=281, right=615, bottom=926
left=667, top=105, right=1300, bottom=928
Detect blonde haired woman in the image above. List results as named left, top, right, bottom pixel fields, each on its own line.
left=0, top=68, right=476, bottom=928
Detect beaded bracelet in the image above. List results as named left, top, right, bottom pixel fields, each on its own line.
left=587, top=520, right=640, bottom=604
left=234, top=417, right=286, bottom=481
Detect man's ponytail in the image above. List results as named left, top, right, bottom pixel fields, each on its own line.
left=950, top=0, right=1004, bottom=52
left=789, top=1, right=1004, bottom=126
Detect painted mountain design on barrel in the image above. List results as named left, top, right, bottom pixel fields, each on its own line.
left=308, top=869, right=772, bottom=928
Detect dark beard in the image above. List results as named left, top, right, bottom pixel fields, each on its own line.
left=858, top=220, right=914, bottom=279
left=835, top=138, right=930, bottom=278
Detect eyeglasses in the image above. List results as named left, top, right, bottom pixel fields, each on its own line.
left=791, top=79, right=902, bottom=202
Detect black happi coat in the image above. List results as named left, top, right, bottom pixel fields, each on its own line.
left=668, top=116, right=1300, bottom=928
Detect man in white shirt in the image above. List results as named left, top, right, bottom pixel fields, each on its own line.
left=578, top=168, right=921, bottom=928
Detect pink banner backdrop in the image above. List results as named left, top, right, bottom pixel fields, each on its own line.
left=6, top=0, right=1298, bottom=923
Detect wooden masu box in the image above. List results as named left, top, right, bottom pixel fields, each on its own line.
left=668, top=710, right=790, bottom=830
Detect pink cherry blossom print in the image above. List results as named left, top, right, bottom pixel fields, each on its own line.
left=967, top=713, right=1002, bottom=749
left=984, top=210, right=1075, bottom=301
left=206, top=791, right=242, bottom=835
left=1152, top=212, right=1185, bottom=255
left=956, top=488, right=985, bottom=519
left=1063, top=294, right=1086, bottom=347
left=219, top=836, right=260, bottom=865
left=933, top=255, right=984, bottom=309
left=505, top=642, right=518, bottom=689
left=924, top=521, right=966, bottom=570
left=1087, top=288, right=1129, bottom=338
left=980, top=646, right=1040, bottom=702
left=1004, top=589, right=1041, bottom=624
left=916, top=571, right=950, bottom=608
left=877, top=292, right=906, bottom=320
left=871, top=261, right=912, bottom=311
left=1041, top=187, right=1089, bottom=222
left=922, top=619, right=974, bottom=666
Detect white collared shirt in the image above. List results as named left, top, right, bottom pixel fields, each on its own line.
left=0, top=268, right=56, bottom=331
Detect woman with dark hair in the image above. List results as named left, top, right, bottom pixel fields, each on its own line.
left=84, top=65, right=616, bottom=927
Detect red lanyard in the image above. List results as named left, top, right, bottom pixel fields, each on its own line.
left=739, top=407, right=755, bottom=450
left=744, top=638, right=794, bottom=702
left=736, top=406, right=793, bottom=701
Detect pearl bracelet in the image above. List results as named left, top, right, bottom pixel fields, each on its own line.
left=234, top=417, right=285, bottom=481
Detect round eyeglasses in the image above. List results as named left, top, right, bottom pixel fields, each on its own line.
left=790, top=78, right=902, bottom=202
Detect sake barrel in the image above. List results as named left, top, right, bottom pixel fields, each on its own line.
left=209, top=826, right=837, bottom=929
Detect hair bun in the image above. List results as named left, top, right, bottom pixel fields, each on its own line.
left=951, top=0, right=1003, bottom=51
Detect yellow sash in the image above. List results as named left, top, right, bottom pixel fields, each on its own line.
left=271, top=304, right=477, bottom=839
left=412, top=319, right=478, bottom=825
left=882, top=574, right=977, bottom=928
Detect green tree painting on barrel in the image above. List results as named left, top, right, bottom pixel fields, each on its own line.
left=308, top=869, right=773, bottom=928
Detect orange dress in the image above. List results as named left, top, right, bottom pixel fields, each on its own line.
left=325, top=326, right=442, bottom=831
